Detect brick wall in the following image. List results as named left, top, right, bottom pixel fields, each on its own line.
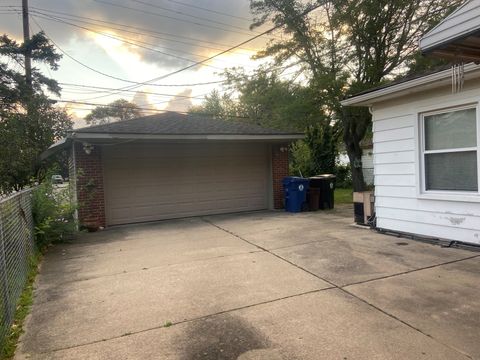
left=73, top=143, right=106, bottom=230
left=272, top=144, right=289, bottom=209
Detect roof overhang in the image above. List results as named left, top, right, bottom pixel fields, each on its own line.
left=68, top=132, right=304, bottom=141
left=40, top=132, right=304, bottom=160
left=341, top=63, right=480, bottom=107
left=420, top=0, right=480, bottom=61
left=422, top=31, right=480, bottom=62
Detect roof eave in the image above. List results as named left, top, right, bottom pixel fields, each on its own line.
left=341, top=63, right=480, bottom=107
left=39, top=138, right=71, bottom=161
left=69, top=132, right=304, bottom=141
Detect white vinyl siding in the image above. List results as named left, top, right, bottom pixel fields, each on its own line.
left=103, top=142, right=270, bottom=226
left=372, top=83, right=480, bottom=245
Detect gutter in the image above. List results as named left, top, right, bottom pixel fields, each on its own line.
left=39, top=132, right=304, bottom=160
left=341, top=63, right=480, bottom=107
left=68, top=132, right=305, bottom=141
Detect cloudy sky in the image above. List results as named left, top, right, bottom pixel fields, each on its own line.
left=0, top=0, right=282, bottom=127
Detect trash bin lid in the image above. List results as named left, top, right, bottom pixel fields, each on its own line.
left=311, top=174, right=336, bottom=179
left=283, top=176, right=309, bottom=184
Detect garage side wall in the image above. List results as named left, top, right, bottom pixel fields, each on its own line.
left=74, top=144, right=106, bottom=230
left=272, top=144, right=289, bottom=209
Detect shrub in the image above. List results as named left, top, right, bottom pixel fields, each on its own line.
left=305, top=123, right=336, bottom=175
left=335, top=164, right=352, bottom=188
left=289, top=140, right=313, bottom=177
left=31, top=179, right=76, bottom=249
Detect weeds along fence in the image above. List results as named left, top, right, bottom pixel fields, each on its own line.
left=0, top=189, right=35, bottom=348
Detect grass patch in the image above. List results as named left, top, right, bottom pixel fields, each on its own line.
left=335, top=188, right=353, bottom=204
left=1, top=252, right=42, bottom=360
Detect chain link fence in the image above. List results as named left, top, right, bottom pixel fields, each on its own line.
left=0, top=189, right=35, bottom=348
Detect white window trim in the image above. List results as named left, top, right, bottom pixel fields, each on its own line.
left=416, top=103, right=480, bottom=203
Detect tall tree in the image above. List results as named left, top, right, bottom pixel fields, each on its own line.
left=191, top=68, right=323, bottom=132
left=189, top=89, right=239, bottom=120
left=249, top=0, right=462, bottom=191
left=85, top=99, right=142, bottom=126
left=0, top=32, right=71, bottom=194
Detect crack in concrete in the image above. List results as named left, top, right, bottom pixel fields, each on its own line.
left=36, top=249, right=264, bottom=290
left=31, top=217, right=478, bottom=358
left=203, top=218, right=476, bottom=360
left=342, top=254, right=480, bottom=288
left=37, top=287, right=335, bottom=355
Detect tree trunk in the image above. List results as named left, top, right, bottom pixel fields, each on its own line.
left=346, top=146, right=366, bottom=192
left=341, top=108, right=370, bottom=192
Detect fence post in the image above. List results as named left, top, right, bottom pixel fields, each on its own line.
left=0, top=209, right=12, bottom=328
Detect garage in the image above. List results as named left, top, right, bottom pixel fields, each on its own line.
left=49, top=112, right=302, bottom=229
left=103, top=142, right=270, bottom=225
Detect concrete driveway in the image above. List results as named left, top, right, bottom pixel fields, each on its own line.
left=17, top=206, right=480, bottom=360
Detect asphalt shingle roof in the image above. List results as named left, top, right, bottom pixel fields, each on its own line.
left=74, top=112, right=301, bottom=136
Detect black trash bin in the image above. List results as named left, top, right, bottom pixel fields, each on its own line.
left=310, top=174, right=336, bottom=209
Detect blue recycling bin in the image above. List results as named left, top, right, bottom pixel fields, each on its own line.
left=282, top=177, right=309, bottom=213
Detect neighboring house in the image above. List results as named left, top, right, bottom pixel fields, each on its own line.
left=360, top=137, right=374, bottom=187
left=43, top=112, right=302, bottom=229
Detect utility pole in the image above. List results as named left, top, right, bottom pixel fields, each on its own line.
left=22, top=0, right=32, bottom=89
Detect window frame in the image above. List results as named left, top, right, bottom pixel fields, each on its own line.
left=418, top=103, right=480, bottom=199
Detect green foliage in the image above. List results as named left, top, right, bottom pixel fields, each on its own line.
left=0, top=32, right=61, bottom=111
left=335, top=188, right=353, bottom=204
left=191, top=68, right=323, bottom=132
left=0, top=32, right=71, bottom=194
left=335, top=164, right=352, bottom=188
left=0, top=97, right=73, bottom=193
left=1, top=253, right=41, bottom=360
left=189, top=89, right=239, bottom=119
left=248, top=0, right=462, bottom=191
left=289, top=140, right=313, bottom=177
left=85, top=99, right=142, bottom=126
left=31, top=177, right=76, bottom=249
left=290, top=124, right=338, bottom=178
left=305, top=123, right=336, bottom=175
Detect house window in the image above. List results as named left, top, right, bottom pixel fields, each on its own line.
left=421, top=106, right=479, bottom=193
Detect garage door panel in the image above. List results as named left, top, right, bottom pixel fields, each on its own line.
left=103, top=143, right=270, bottom=225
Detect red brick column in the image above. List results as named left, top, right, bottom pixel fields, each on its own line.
left=74, top=143, right=106, bottom=230
left=272, top=144, right=289, bottom=209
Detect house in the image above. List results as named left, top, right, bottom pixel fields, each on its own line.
left=44, top=112, right=303, bottom=229
left=341, top=1, right=480, bottom=246
left=342, top=64, right=480, bottom=245
left=419, top=0, right=480, bottom=62
left=360, top=137, right=374, bottom=187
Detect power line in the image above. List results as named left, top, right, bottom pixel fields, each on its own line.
left=29, top=15, right=228, bottom=88
left=68, top=4, right=321, bottom=101
left=25, top=4, right=316, bottom=102
left=32, top=13, right=224, bottom=70
left=54, top=100, right=252, bottom=119
left=164, top=0, right=253, bottom=22
left=94, top=0, right=271, bottom=39
left=32, top=11, right=258, bottom=69
left=127, top=0, right=253, bottom=32
left=27, top=6, right=261, bottom=52
left=58, top=83, right=208, bottom=99
left=30, top=9, right=251, bottom=55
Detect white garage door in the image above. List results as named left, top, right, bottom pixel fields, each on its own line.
left=103, top=142, right=270, bottom=225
